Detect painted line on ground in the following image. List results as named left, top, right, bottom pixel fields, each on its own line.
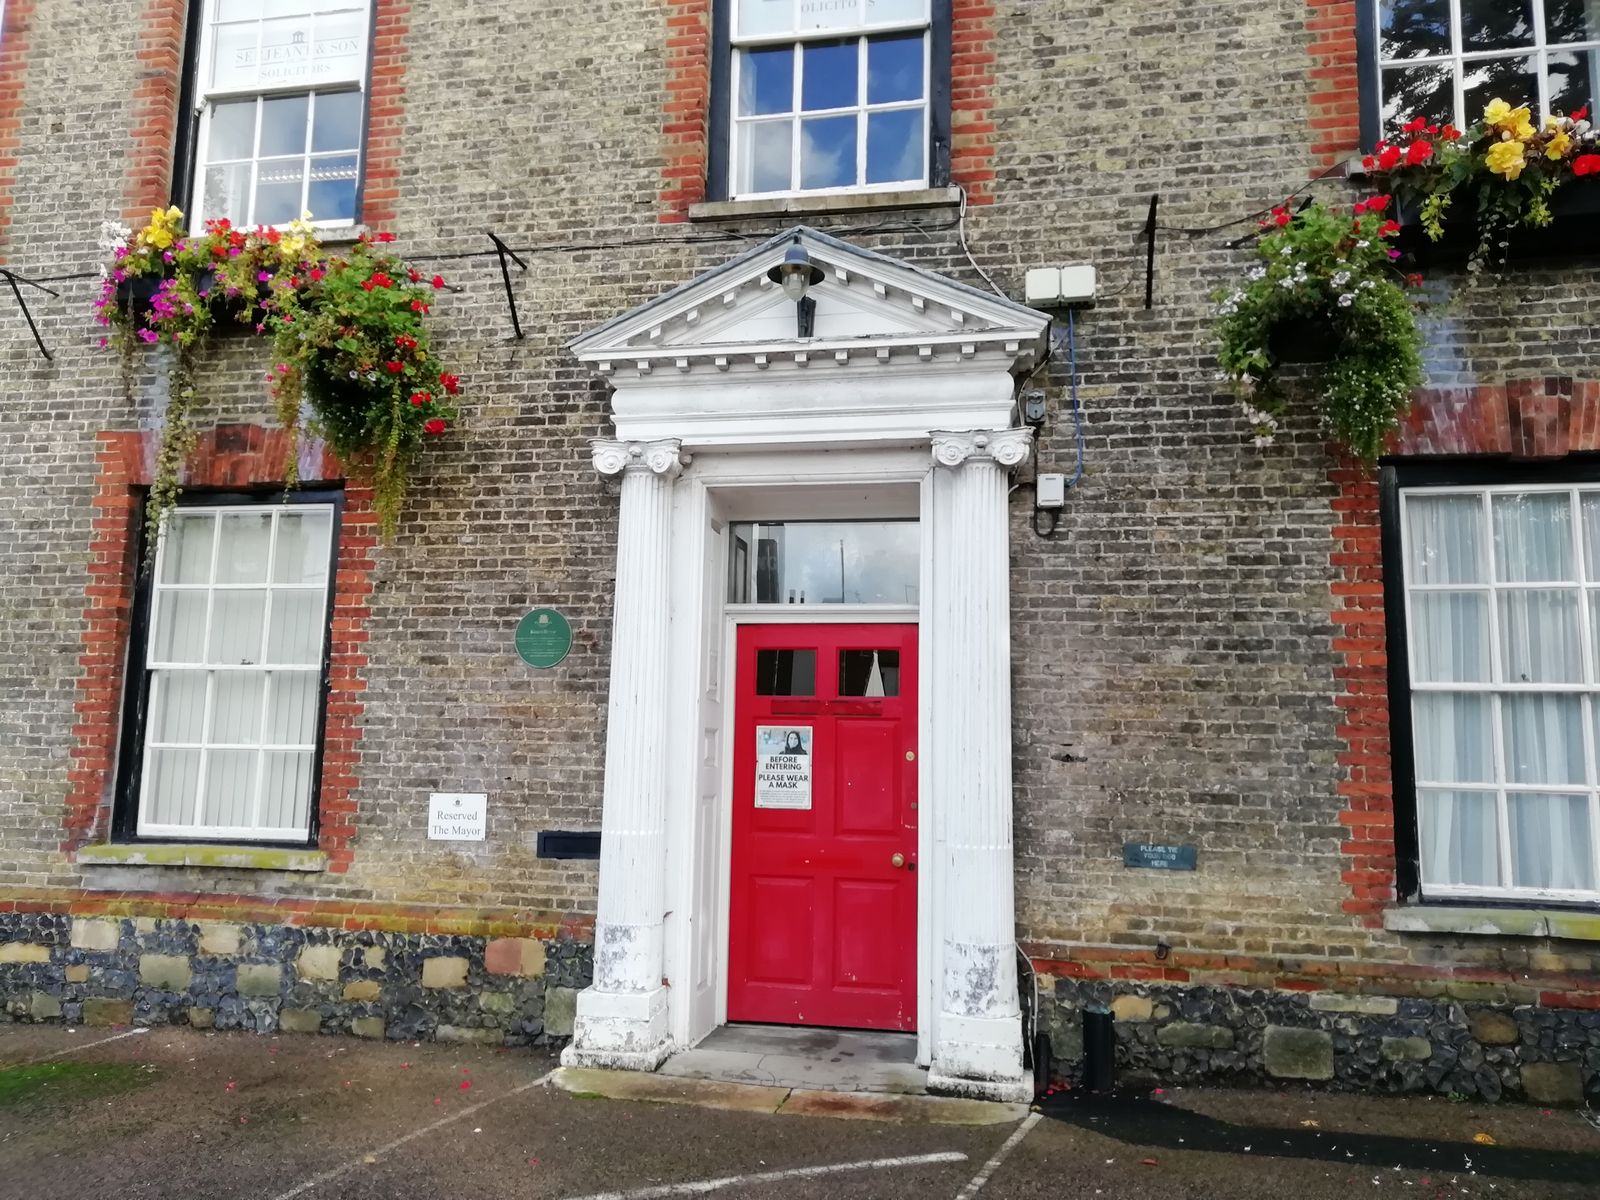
left=568, top=1151, right=970, bottom=1199
left=954, top=1111, right=1042, bottom=1198
left=15, top=1026, right=150, bottom=1066
left=264, top=1067, right=559, bottom=1200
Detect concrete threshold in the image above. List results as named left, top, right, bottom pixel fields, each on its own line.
left=553, top=1067, right=1027, bottom=1126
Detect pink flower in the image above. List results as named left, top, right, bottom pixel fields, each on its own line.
left=257, top=271, right=271, bottom=282
left=137, top=328, right=159, bottom=344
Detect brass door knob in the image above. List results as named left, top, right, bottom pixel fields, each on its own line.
left=891, top=852, right=906, bottom=868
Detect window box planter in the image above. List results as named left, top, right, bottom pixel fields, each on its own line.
left=1395, top=175, right=1600, bottom=264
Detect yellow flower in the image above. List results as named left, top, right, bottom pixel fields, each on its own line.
left=1482, top=98, right=1535, bottom=139
left=1547, top=128, right=1572, bottom=160
left=1486, top=138, right=1527, bottom=179
left=1483, top=98, right=1512, bottom=127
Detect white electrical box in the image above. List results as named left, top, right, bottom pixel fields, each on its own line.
left=1036, top=473, right=1067, bottom=509
left=1023, top=264, right=1096, bottom=308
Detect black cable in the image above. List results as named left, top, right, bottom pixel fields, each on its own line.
left=1152, top=159, right=1351, bottom=238
left=1030, top=507, right=1059, bottom=538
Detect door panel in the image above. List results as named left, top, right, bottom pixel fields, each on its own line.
left=728, top=622, right=918, bottom=1031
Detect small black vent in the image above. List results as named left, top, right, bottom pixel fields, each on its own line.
left=537, top=830, right=601, bottom=860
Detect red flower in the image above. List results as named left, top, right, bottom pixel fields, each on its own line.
left=1352, top=199, right=1368, bottom=215
left=1404, top=139, right=1434, bottom=166
left=1442, top=124, right=1461, bottom=141
left=385, top=360, right=404, bottom=373
left=431, top=275, right=447, bottom=290
left=395, top=334, right=417, bottom=350
left=375, top=231, right=396, bottom=243
left=409, top=391, right=432, bottom=407
left=1402, top=116, right=1427, bottom=134
left=1362, top=154, right=1376, bottom=171
left=423, top=418, right=447, bottom=435
left=1574, top=154, right=1600, bottom=177
left=369, top=271, right=393, bottom=289
left=1366, top=193, right=1391, bottom=212
left=1271, top=206, right=1291, bottom=226
left=1573, top=105, right=1590, bottom=122
left=310, top=267, right=325, bottom=281
left=439, top=373, right=461, bottom=395
left=408, top=268, right=423, bottom=283
left=1378, top=219, right=1402, bottom=237
left=1425, top=124, right=1439, bottom=134
left=212, top=244, right=227, bottom=258
left=1377, top=144, right=1402, bottom=170
left=411, top=300, right=430, bottom=313
left=266, top=228, right=282, bottom=244
left=1405, top=273, right=1424, bottom=288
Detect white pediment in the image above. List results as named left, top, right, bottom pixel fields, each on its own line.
left=570, top=226, right=1052, bottom=451
left=569, top=226, right=1049, bottom=372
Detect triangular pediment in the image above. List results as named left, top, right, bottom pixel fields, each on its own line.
left=570, top=226, right=1049, bottom=369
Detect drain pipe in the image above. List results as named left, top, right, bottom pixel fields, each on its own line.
left=1082, top=1004, right=1116, bottom=1093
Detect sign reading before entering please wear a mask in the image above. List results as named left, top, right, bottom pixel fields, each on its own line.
left=754, top=726, right=812, bottom=810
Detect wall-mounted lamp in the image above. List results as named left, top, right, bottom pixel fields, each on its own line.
left=767, top=238, right=825, bottom=338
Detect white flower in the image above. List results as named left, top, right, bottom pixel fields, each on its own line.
left=1279, top=278, right=1297, bottom=289
left=1252, top=434, right=1276, bottom=448
left=1337, top=293, right=1354, bottom=307
left=1359, top=279, right=1375, bottom=290
left=1247, top=266, right=1267, bottom=281
left=1356, top=240, right=1371, bottom=249
left=1331, top=270, right=1351, bottom=288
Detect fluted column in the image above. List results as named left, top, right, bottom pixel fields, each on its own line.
left=926, top=428, right=1032, bottom=1102
left=563, top=438, right=684, bottom=1071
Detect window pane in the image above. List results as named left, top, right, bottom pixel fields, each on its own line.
left=209, top=590, right=268, bottom=664
left=1419, top=790, right=1501, bottom=888
left=738, top=0, right=795, bottom=38
left=311, top=90, right=363, bottom=152
left=144, top=748, right=202, bottom=828
left=260, top=750, right=315, bottom=833
left=736, top=120, right=793, bottom=193
left=840, top=649, right=900, bottom=697
left=1498, top=589, right=1582, bottom=683
left=1412, top=692, right=1493, bottom=783
left=1508, top=793, right=1595, bottom=890
left=1493, top=492, right=1573, bottom=582
left=1459, top=0, right=1536, bottom=49
left=1503, top=693, right=1586, bottom=784
left=211, top=671, right=266, bottom=744
left=267, top=672, right=320, bottom=744
left=1406, top=494, right=1485, bottom=584
left=150, top=671, right=208, bottom=743
left=203, top=748, right=259, bottom=830
left=1382, top=63, right=1455, bottom=134
left=740, top=46, right=794, bottom=116
left=866, top=108, right=922, bottom=183
left=800, top=0, right=865, bottom=34
left=258, top=16, right=318, bottom=88
left=800, top=114, right=857, bottom=188
left=274, top=509, right=333, bottom=584
left=1548, top=51, right=1597, bottom=120
left=865, top=0, right=926, bottom=23
left=1463, top=54, right=1539, bottom=118
left=161, top=513, right=215, bottom=584
left=755, top=649, right=816, bottom=695
left=217, top=512, right=273, bottom=583
left=1582, top=493, right=1600, bottom=579
left=1410, top=591, right=1491, bottom=682
left=208, top=100, right=257, bottom=162
left=267, top=591, right=326, bottom=664
left=255, top=161, right=307, bottom=226
left=307, top=155, right=359, bottom=223
left=203, top=163, right=251, bottom=227
left=153, top=592, right=209, bottom=664
left=311, top=7, right=368, bottom=83
left=802, top=40, right=858, bottom=110
left=211, top=22, right=260, bottom=91
left=1547, top=0, right=1600, bottom=43
left=867, top=32, right=922, bottom=102
left=729, top=521, right=919, bottom=604
left=1379, top=0, right=1453, bottom=59
left=259, top=94, right=310, bottom=157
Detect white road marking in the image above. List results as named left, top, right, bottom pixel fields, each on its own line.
left=954, top=1111, right=1043, bottom=1198
left=265, top=1067, right=558, bottom=1200
left=15, top=1026, right=149, bottom=1066
left=569, top=1151, right=970, bottom=1199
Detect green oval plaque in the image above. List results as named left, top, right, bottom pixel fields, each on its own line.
left=516, top=608, right=573, bottom=668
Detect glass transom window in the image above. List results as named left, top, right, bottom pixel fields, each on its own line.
left=140, top=504, right=335, bottom=842
left=1401, top=486, right=1600, bottom=901
left=728, top=520, right=918, bottom=604
left=1375, top=0, right=1600, bottom=135
left=193, top=0, right=369, bottom=227
left=731, top=0, right=930, bottom=197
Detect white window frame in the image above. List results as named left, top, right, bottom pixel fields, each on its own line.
left=1372, top=0, right=1600, bottom=132
left=136, top=502, right=336, bottom=843
left=188, top=0, right=371, bottom=229
left=729, top=0, right=932, bottom=199
left=1399, top=481, right=1600, bottom=904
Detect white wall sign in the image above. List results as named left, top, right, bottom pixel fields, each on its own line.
left=428, top=793, right=487, bottom=841
left=755, top=726, right=812, bottom=809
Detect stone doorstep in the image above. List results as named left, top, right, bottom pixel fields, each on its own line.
left=552, top=1067, right=1025, bottom=1126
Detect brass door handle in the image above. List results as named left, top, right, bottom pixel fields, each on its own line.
left=890, top=853, right=906, bottom=868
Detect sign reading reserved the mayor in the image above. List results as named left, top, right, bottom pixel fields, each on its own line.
left=428, top=793, right=488, bottom=841
left=754, top=726, right=812, bottom=809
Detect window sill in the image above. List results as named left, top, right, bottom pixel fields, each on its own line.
left=1383, top=905, right=1600, bottom=941
left=688, top=186, right=962, bottom=222
left=76, top=843, right=327, bottom=872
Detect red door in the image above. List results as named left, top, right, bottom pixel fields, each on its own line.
left=728, top=623, right=918, bottom=1031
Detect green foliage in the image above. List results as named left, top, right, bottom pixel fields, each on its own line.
left=1214, top=199, right=1424, bottom=460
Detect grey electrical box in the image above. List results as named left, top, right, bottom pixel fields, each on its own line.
left=1036, top=473, right=1066, bottom=508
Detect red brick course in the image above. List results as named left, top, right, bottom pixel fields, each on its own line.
left=361, top=0, right=412, bottom=229
left=0, top=0, right=35, bottom=260
left=1304, top=0, right=1361, bottom=167
left=67, top=427, right=374, bottom=873
left=948, top=0, right=997, bottom=204
left=125, top=0, right=190, bottom=220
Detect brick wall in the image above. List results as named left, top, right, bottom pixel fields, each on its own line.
left=125, top=0, right=188, bottom=219
left=0, top=0, right=34, bottom=259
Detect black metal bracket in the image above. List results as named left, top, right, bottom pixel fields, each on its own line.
left=0, top=268, right=57, bottom=361
left=1142, top=194, right=1159, bottom=310
left=487, top=231, right=527, bottom=340
left=796, top=294, right=816, bottom=339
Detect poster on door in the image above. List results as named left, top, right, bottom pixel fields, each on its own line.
left=754, top=725, right=812, bottom=809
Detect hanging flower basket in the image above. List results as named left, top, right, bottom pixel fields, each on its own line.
left=97, top=209, right=462, bottom=545
left=1265, top=316, right=1342, bottom=365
